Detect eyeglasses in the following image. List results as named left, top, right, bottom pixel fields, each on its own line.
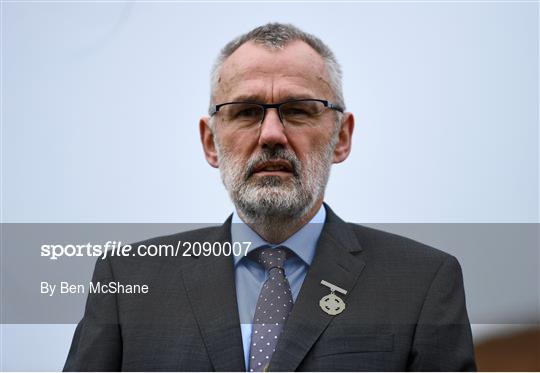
left=209, top=99, right=343, bottom=129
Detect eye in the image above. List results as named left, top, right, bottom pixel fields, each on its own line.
left=281, top=101, right=323, bottom=119
left=282, top=107, right=310, bottom=117
left=224, top=104, right=263, bottom=123
left=236, top=107, right=261, bottom=119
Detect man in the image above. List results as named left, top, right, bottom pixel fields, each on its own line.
left=64, top=23, right=476, bottom=371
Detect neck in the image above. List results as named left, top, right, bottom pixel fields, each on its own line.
left=236, top=198, right=324, bottom=244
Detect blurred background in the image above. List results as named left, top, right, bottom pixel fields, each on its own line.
left=1, top=1, right=538, bottom=371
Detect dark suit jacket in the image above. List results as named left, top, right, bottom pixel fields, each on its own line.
left=64, top=205, right=476, bottom=371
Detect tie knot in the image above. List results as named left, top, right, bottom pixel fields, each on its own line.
left=250, top=246, right=290, bottom=272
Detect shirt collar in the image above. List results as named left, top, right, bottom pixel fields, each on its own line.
left=231, top=204, right=326, bottom=267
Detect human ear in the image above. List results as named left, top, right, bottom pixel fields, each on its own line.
left=199, top=117, right=219, bottom=168
left=333, top=112, right=354, bottom=164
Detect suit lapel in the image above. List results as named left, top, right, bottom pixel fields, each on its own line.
left=269, top=205, right=366, bottom=371
left=180, top=217, right=246, bottom=371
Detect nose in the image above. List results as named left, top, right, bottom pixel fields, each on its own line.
left=258, top=108, right=289, bottom=148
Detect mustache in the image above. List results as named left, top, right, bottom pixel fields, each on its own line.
left=245, top=148, right=300, bottom=179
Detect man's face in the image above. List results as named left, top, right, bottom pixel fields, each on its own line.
left=200, top=40, right=353, bottom=222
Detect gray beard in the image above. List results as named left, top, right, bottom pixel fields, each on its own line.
left=216, top=135, right=338, bottom=232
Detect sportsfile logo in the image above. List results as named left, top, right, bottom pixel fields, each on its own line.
left=40, top=241, right=130, bottom=260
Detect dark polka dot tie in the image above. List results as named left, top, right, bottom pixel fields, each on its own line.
left=248, top=246, right=294, bottom=372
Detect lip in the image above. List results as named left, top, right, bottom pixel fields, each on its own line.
left=253, top=170, right=293, bottom=177
left=251, top=160, right=294, bottom=175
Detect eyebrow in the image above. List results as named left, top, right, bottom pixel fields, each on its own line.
left=226, top=94, right=317, bottom=104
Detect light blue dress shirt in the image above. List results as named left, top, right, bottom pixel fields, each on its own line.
left=231, top=204, right=326, bottom=370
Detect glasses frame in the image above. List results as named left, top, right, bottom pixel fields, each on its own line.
left=209, top=98, right=344, bottom=127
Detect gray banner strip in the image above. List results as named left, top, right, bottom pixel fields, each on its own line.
left=1, top=223, right=538, bottom=324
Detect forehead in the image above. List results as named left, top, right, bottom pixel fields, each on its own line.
left=215, top=40, right=332, bottom=102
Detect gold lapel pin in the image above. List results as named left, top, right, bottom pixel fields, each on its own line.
left=319, top=280, right=347, bottom=316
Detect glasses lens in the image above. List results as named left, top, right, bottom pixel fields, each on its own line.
left=219, top=103, right=264, bottom=128
left=280, top=100, right=326, bottom=125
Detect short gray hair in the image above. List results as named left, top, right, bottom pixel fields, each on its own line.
left=209, top=23, right=345, bottom=115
